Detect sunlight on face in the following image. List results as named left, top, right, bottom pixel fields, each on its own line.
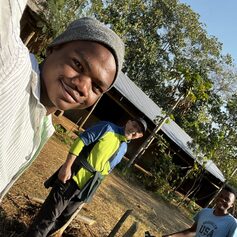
left=125, top=120, right=144, bottom=140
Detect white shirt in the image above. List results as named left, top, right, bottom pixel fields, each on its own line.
left=0, top=0, right=55, bottom=199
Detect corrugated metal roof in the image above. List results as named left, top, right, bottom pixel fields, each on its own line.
left=114, top=72, right=225, bottom=182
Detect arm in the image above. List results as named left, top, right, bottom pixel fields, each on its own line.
left=79, top=121, right=110, bottom=145
left=229, top=220, right=237, bottom=237
left=1, top=0, right=28, bottom=86
left=58, top=153, right=77, bottom=183
left=58, top=137, right=85, bottom=183
left=109, top=142, right=127, bottom=172
left=0, top=0, right=27, bottom=49
left=162, top=223, right=197, bottom=237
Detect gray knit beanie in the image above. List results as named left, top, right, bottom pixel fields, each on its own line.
left=49, top=17, right=125, bottom=88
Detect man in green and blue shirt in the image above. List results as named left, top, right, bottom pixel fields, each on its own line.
left=26, top=118, right=147, bottom=237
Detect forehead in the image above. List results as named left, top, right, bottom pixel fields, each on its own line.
left=219, top=190, right=236, bottom=201
left=129, top=120, right=143, bottom=130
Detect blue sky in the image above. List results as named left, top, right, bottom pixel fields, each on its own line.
left=179, top=0, right=237, bottom=64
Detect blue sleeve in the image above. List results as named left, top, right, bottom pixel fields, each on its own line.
left=79, top=121, right=111, bottom=145
left=109, top=142, right=128, bottom=172
left=193, top=209, right=203, bottom=223
left=228, top=219, right=237, bottom=237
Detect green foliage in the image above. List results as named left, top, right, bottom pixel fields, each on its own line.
left=91, top=0, right=237, bottom=186
left=54, top=123, right=67, bottom=134
left=35, top=0, right=91, bottom=55
left=54, top=124, right=75, bottom=146
left=141, top=134, right=181, bottom=191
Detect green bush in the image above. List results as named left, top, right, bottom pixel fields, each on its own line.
left=54, top=123, right=74, bottom=146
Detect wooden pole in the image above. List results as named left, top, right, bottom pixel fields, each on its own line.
left=125, top=91, right=186, bottom=169
left=122, top=222, right=139, bottom=237
left=79, top=95, right=102, bottom=130
left=207, top=165, right=237, bottom=207
left=108, top=209, right=133, bottom=237
left=173, top=168, right=192, bottom=191
left=24, top=31, right=35, bottom=46
left=49, top=203, right=85, bottom=237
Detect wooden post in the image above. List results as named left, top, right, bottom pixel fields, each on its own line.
left=125, top=91, right=187, bottom=170
left=173, top=168, right=192, bottom=191
left=24, top=31, right=35, bottom=46
left=177, top=170, right=204, bottom=207
left=49, top=203, right=85, bottom=237
left=108, top=209, right=133, bottom=237
left=79, top=95, right=102, bottom=130
left=122, top=221, right=139, bottom=237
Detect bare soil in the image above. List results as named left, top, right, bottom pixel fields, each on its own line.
left=0, top=116, right=193, bottom=237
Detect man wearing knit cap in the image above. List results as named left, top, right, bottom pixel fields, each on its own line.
left=26, top=118, right=147, bottom=237
left=0, top=0, right=125, bottom=201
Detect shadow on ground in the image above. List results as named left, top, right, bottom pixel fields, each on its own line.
left=0, top=206, right=27, bottom=237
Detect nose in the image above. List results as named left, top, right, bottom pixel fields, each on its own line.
left=132, top=132, right=138, bottom=138
left=222, top=199, right=227, bottom=203
left=71, top=75, right=91, bottom=98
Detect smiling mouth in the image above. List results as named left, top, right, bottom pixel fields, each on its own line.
left=61, top=80, right=84, bottom=104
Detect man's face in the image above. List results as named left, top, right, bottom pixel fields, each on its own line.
left=124, top=120, right=144, bottom=140
left=41, top=40, right=116, bottom=110
left=215, top=189, right=235, bottom=212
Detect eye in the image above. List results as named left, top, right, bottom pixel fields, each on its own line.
left=92, top=82, right=103, bottom=94
left=72, top=59, right=83, bottom=72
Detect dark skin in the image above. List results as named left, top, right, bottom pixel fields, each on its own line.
left=162, top=189, right=236, bottom=237
left=40, top=40, right=116, bottom=115
left=213, top=189, right=235, bottom=216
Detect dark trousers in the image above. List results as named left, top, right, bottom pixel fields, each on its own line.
left=25, top=179, right=83, bottom=237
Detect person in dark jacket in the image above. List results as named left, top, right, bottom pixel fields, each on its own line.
left=26, top=118, right=147, bottom=237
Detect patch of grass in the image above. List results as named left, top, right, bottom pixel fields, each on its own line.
left=116, top=162, right=199, bottom=219
left=54, top=123, right=75, bottom=147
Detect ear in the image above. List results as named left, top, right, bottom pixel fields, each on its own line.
left=134, top=133, right=143, bottom=139
left=46, top=47, right=53, bottom=57
left=138, top=133, right=143, bottom=138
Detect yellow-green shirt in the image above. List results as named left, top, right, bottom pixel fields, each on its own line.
left=70, top=121, right=127, bottom=189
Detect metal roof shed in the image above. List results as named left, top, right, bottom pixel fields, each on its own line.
left=114, top=72, right=225, bottom=182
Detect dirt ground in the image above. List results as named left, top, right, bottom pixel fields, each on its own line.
left=0, top=116, right=193, bottom=237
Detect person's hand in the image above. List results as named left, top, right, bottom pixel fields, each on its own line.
left=58, top=163, right=71, bottom=183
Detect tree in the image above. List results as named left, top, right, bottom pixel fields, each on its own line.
left=91, top=0, right=237, bottom=184
left=30, top=0, right=90, bottom=54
